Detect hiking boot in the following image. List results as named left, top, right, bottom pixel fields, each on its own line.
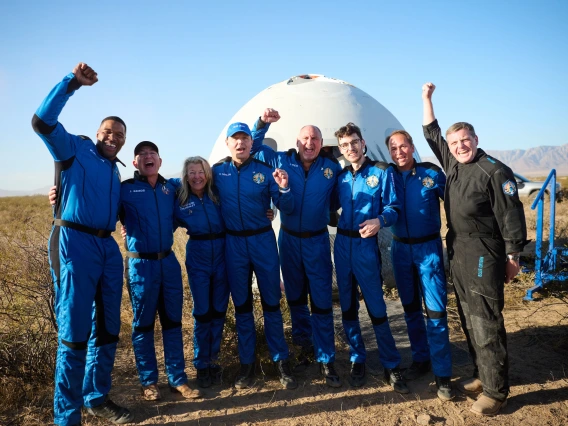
left=435, top=376, right=455, bottom=401
left=170, top=383, right=203, bottom=399
left=234, top=363, right=255, bottom=389
left=141, top=383, right=161, bottom=401
left=320, top=362, right=342, bottom=388
left=197, top=367, right=212, bottom=388
left=86, top=397, right=134, bottom=425
left=276, top=359, right=298, bottom=389
left=470, top=395, right=507, bottom=416
left=457, top=377, right=483, bottom=395
left=384, top=367, right=410, bottom=394
left=293, top=345, right=314, bottom=373
left=348, top=362, right=366, bottom=387
left=210, top=364, right=223, bottom=385
left=402, top=360, right=431, bottom=381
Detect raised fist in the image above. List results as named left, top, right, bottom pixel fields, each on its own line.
left=262, top=108, right=281, bottom=123
left=72, top=62, right=98, bottom=86
left=422, top=82, right=436, bottom=100
left=273, top=168, right=289, bottom=188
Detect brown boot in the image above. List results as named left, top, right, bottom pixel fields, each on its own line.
left=470, top=395, right=507, bottom=416
left=457, top=377, right=482, bottom=395
left=141, top=383, right=162, bottom=401
left=170, top=383, right=203, bottom=399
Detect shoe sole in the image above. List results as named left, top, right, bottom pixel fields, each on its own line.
left=470, top=399, right=507, bottom=416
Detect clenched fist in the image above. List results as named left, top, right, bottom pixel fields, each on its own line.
left=273, top=168, right=289, bottom=188
left=422, top=82, right=435, bottom=100
left=72, top=62, right=98, bottom=86
left=262, top=108, right=281, bottom=123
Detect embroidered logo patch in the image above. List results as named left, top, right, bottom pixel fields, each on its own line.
left=422, top=176, right=434, bottom=188
left=502, top=180, right=516, bottom=196
left=366, top=175, right=379, bottom=188
left=253, top=173, right=265, bottom=184
left=161, top=185, right=170, bottom=195
left=323, top=168, right=334, bottom=179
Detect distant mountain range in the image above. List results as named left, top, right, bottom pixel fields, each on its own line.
left=2, top=145, right=567, bottom=197
left=422, top=143, right=568, bottom=177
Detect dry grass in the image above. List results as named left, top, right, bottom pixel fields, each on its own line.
left=0, top=186, right=567, bottom=424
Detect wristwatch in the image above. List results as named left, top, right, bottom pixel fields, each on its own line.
left=507, top=253, right=520, bottom=262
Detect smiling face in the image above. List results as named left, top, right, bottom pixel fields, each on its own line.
left=133, top=147, right=162, bottom=178
left=226, top=132, right=252, bottom=164
left=388, top=133, right=415, bottom=171
left=338, top=133, right=365, bottom=166
left=186, top=162, right=207, bottom=197
left=296, top=125, right=322, bottom=165
left=96, top=120, right=126, bottom=160
left=446, top=128, right=478, bottom=164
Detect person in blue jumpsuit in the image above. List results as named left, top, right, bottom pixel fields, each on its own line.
left=32, top=63, right=133, bottom=425
left=250, top=108, right=342, bottom=388
left=121, top=141, right=201, bottom=401
left=212, top=122, right=297, bottom=389
left=174, top=156, right=229, bottom=389
left=386, top=130, right=454, bottom=401
left=333, top=122, right=409, bottom=394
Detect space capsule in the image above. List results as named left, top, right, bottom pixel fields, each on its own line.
left=209, top=74, right=421, bottom=287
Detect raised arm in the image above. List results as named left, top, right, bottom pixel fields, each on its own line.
left=421, top=83, right=453, bottom=172
left=270, top=168, right=294, bottom=215
left=250, top=108, right=280, bottom=167
left=32, top=62, right=98, bottom=161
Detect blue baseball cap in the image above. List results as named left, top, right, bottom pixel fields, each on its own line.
left=226, top=122, right=252, bottom=138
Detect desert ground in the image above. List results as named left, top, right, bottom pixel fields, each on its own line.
left=1, top=182, right=567, bottom=426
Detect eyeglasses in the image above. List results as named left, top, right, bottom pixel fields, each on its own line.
left=338, top=139, right=361, bottom=150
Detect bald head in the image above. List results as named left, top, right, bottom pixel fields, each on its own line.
left=297, top=125, right=323, bottom=168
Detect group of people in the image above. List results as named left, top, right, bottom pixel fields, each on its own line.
left=33, top=63, right=527, bottom=426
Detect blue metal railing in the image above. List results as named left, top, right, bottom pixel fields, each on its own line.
left=525, top=169, right=568, bottom=300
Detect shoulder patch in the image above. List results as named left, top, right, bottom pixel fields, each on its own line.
left=373, top=161, right=390, bottom=171
left=213, top=156, right=232, bottom=167
left=417, top=161, right=442, bottom=173
left=78, top=135, right=92, bottom=141
left=502, top=179, right=517, bottom=196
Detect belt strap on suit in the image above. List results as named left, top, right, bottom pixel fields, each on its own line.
left=225, top=225, right=272, bottom=237
left=337, top=228, right=361, bottom=238
left=190, top=232, right=226, bottom=241
left=392, top=232, right=440, bottom=245
left=281, top=224, right=328, bottom=239
left=54, top=219, right=112, bottom=238
left=126, top=248, right=172, bottom=260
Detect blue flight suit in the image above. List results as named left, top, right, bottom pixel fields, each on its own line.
left=251, top=120, right=341, bottom=364
left=174, top=192, right=229, bottom=370
left=211, top=156, right=294, bottom=364
left=391, top=162, right=452, bottom=378
left=32, top=73, right=124, bottom=425
left=120, top=173, right=187, bottom=388
left=334, top=158, right=402, bottom=369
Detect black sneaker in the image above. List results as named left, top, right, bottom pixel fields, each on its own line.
left=402, top=360, right=431, bottom=381
left=210, top=364, right=223, bottom=385
left=234, top=363, right=255, bottom=389
left=293, top=345, right=314, bottom=373
left=435, top=376, right=455, bottom=401
left=276, top=359, right=298, bottom=390
left=197, top=367, right=212, bottom=388
left=384, top=367, right=410, bottom=394
left=86, top=397, right=134, bottom=424
left=320, top=362, right=342, bottom=388
left=348, top=362, right=366, bottom=387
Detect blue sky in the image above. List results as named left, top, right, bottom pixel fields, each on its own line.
left=1, top=0, right=567, bottom=191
